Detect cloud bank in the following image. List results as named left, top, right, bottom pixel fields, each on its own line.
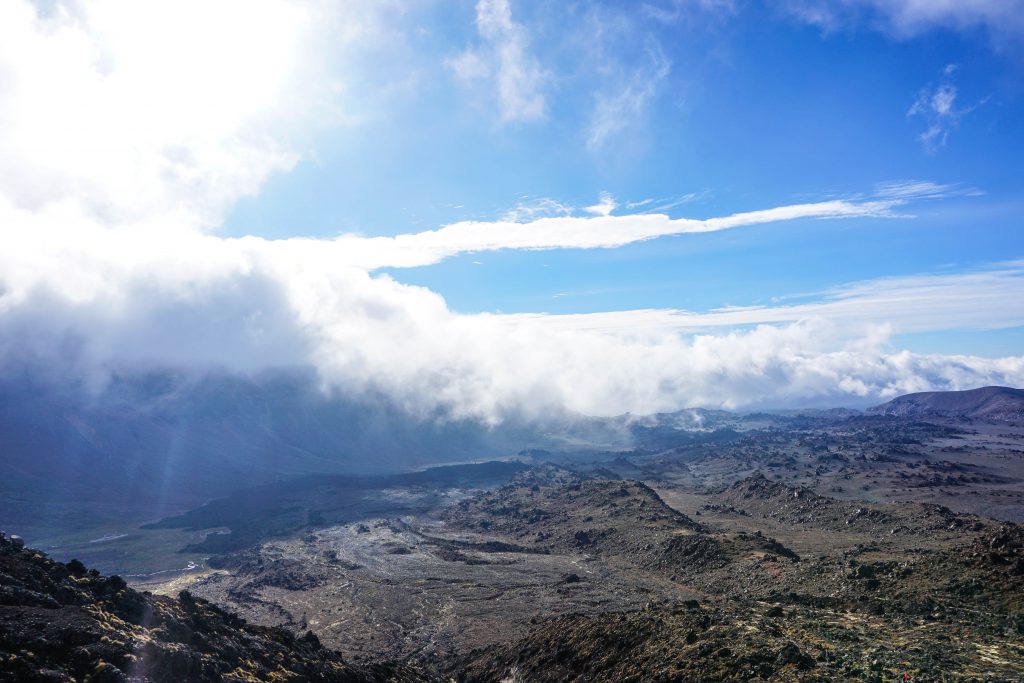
left=4, top=199, right=1023, bottom=421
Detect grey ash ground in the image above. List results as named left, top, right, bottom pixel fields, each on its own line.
left=5, top=394, right=1024, bottom=681
left=193, top=469, right=1023, bottom=680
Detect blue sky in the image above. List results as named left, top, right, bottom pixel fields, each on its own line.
left=1, top=0, right=1023, bottom=415
left=217, top=0, right=1024, bottom=356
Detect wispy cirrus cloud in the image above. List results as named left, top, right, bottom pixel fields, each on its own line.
left=786, top=0, right=1024, bottom=46
left=499, top=197, right=574, bottom=222
left=907, top=65, right=985, bottom=152
left=448, top=0, right=546, bottom=123
left=587, top=40, right=672, bottom=150
left=873, top=179, right=982, bottom=200
left=502, top=261, right=1024, bottom=336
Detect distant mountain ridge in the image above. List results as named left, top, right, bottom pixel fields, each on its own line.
left=868, top=386, right=1024, bottom=423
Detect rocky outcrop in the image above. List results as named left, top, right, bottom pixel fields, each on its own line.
left=453, top=597, right=1024, bottom=682
left=0, top=533, right=423, bottom=682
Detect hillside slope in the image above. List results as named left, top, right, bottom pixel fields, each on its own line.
left=869, top=386, right=1024, bottom=422
left=0, top=533, right=423, bottom=682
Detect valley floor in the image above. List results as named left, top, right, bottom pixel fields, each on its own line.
left=6, top=413, right=1024, bottom=681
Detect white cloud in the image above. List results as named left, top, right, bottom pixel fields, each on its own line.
left=0, top=0, right=353, bottom=230
left=907, top=65, right=983, bottom=152
left=449, top=0, right=546, bottom=123
left=787, top=1, right=1024, bottom=44
left=584, top=192, right=618, bottom=217
left=587, top=40, right=671, bottom=150
left=500, top=197, right=574, bottom=222
left=0, top=0, right=409, bottom=233
left=4, top=230, right=1023, bottom=419
left=643, top=0, right=737, bottom=25
left=325, top=195, right=904, bottom=270
left=447, top=50, right=491, bottom=82
left=3, top=189, right=1022, bottom=420
left=502, top=262, right=1024, bottom=336
left=873, top=179, right=980, bottom=200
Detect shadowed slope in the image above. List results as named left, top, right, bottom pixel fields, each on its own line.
left=0, top=533, right=425, bottom=682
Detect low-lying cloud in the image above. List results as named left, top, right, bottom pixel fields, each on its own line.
left=3, top=198, right=1023, bottom=421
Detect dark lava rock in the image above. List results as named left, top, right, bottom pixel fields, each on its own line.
left=656, top=535, right=727, bottom=572
left=0, top=535, right=423, bottom=682
left=776, top=642, right=815, bottom=669
left=573, top=530, right=593, bottom=547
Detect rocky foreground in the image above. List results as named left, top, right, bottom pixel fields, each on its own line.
left=444, top=472, right=1024, bottom=681
left=0, top=532, right=426, bottom=682
left=4, top=467, right=1024, bottom=681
